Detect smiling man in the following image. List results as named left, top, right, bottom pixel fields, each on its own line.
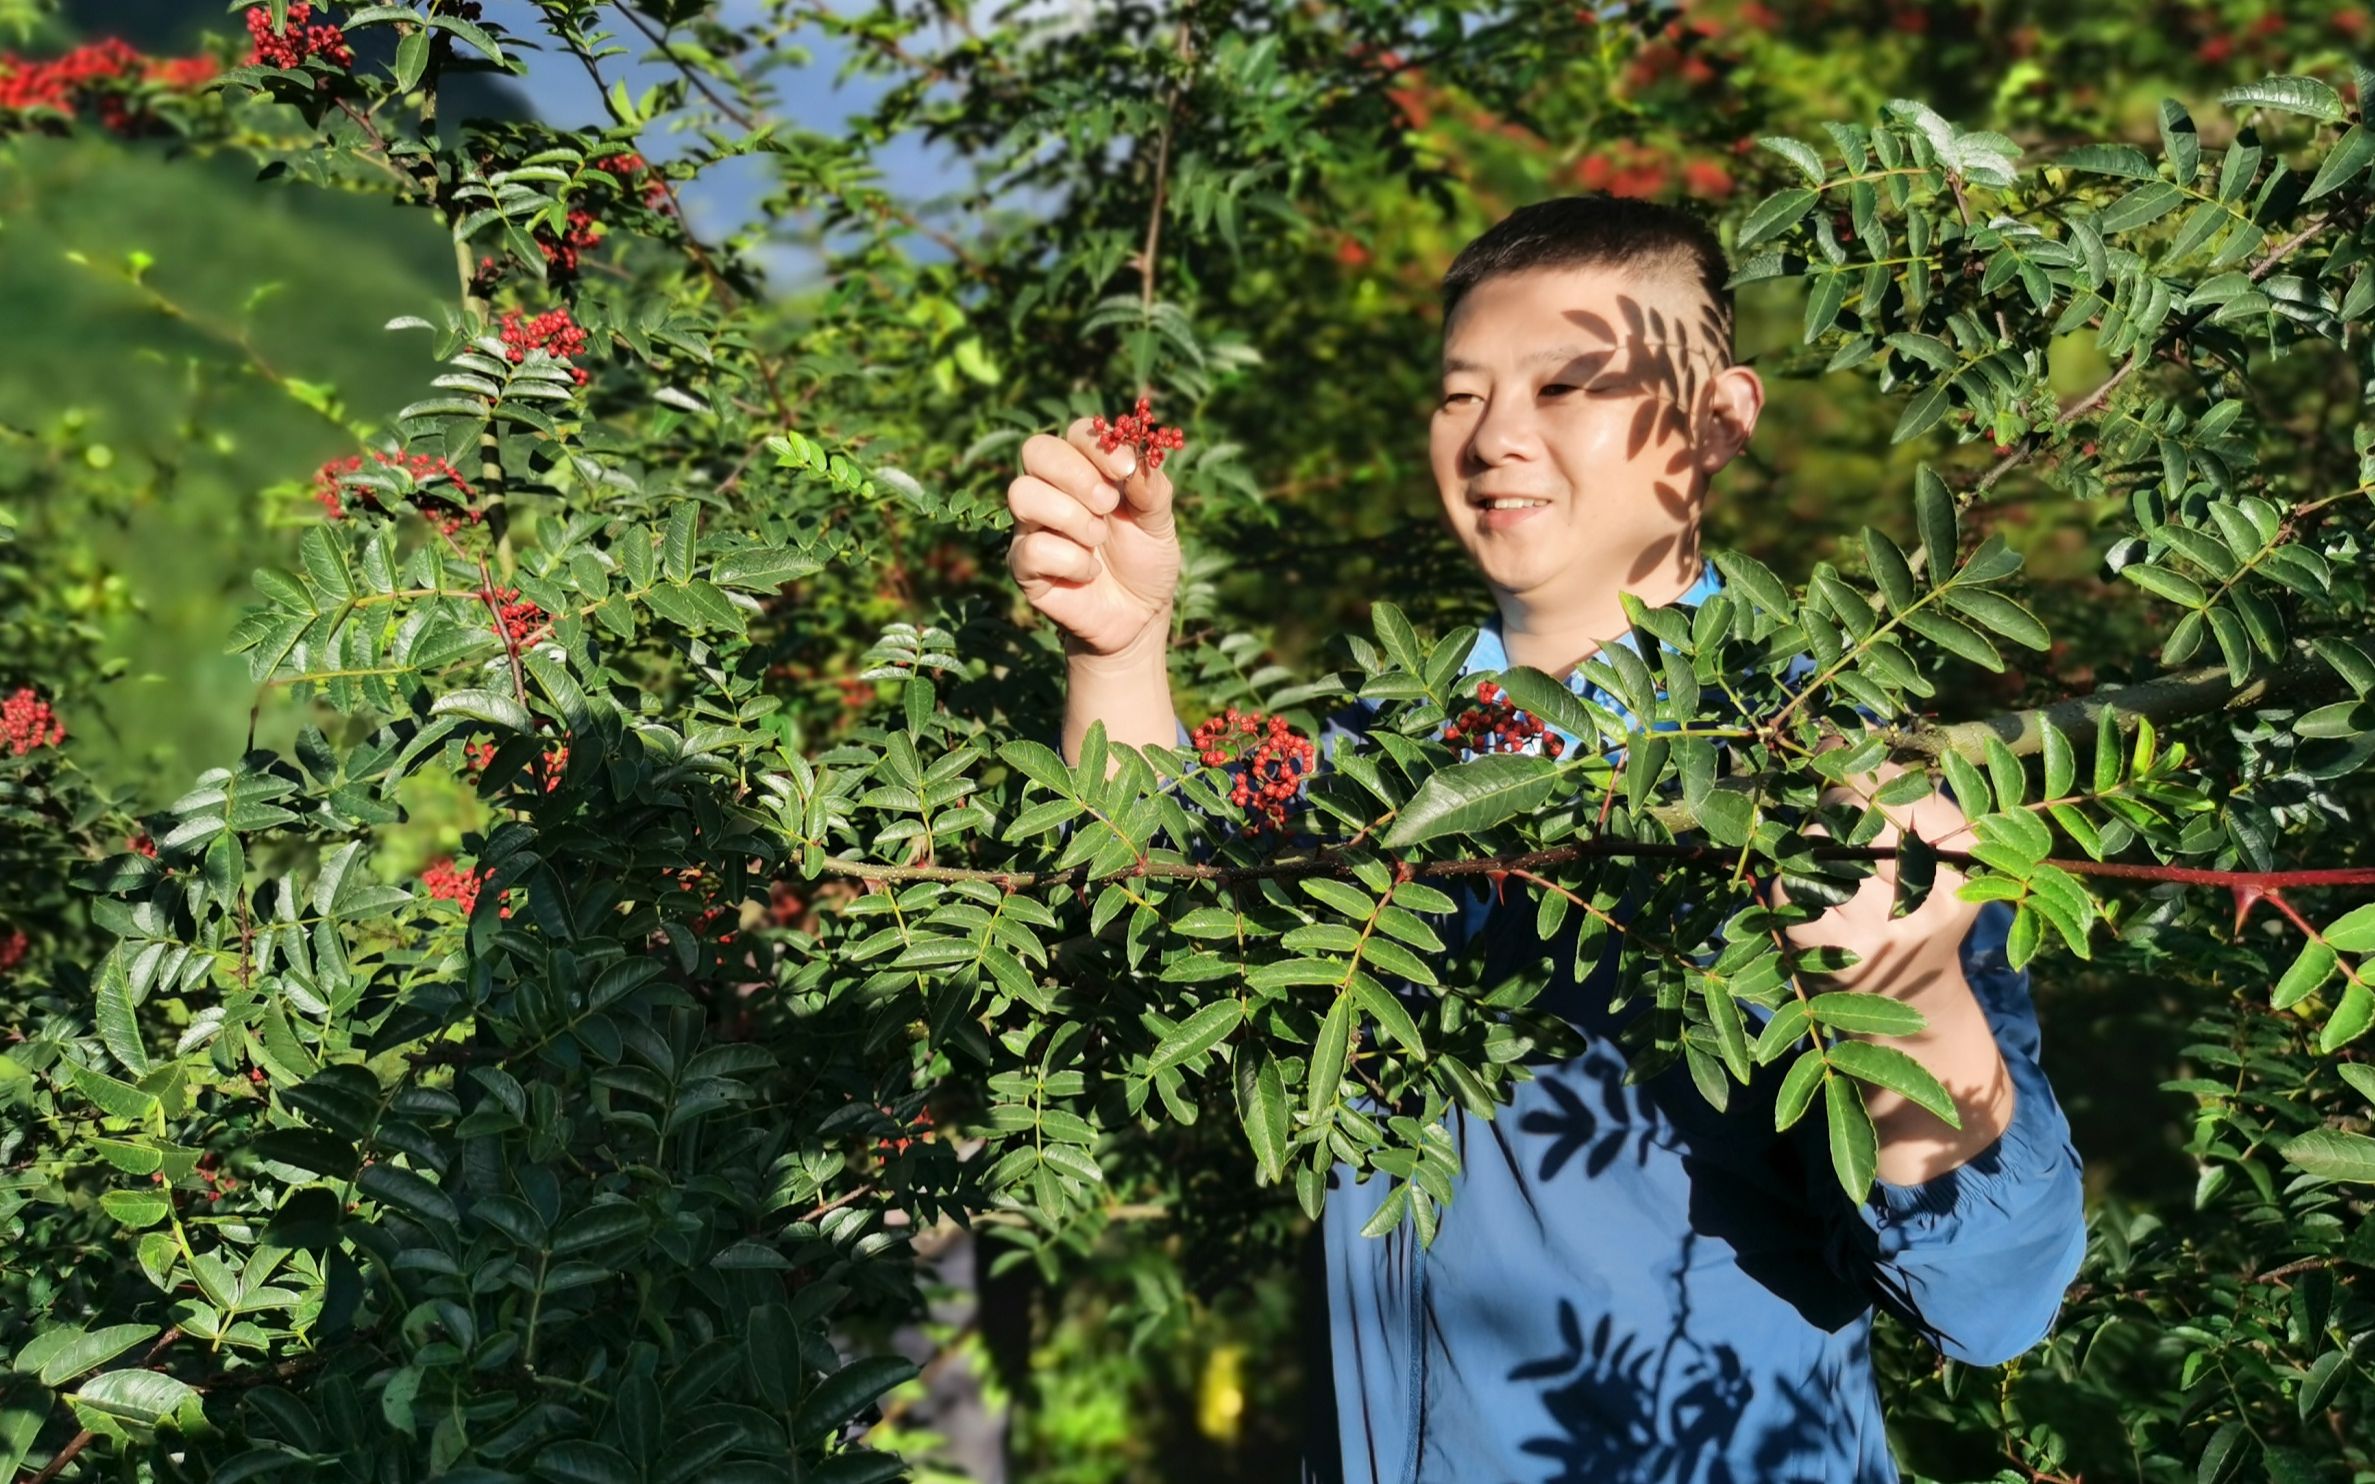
left=1005, top=195, right=2087, bottom=1483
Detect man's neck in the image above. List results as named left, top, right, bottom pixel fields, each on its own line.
left=1492, top=546, right=1703, bottom=681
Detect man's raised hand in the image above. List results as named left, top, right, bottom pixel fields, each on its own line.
left=1006, top=415, right=1181, bottom=660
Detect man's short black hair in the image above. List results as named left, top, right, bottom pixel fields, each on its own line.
left=1439, top=194, right=1734, bottom=364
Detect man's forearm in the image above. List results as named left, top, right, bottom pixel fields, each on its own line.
left=1061, top=609, right=1180, bottom=766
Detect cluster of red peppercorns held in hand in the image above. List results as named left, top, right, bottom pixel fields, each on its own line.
left=0, top=38, right=219, bottom=137
left=1192, top=707, right=1318, bottom=837
left=1091, top=394, right=1187, bottom=474
left=3, top=687, right=65, bottom=756
left=1443, top=681, right=1565, bottom=758
left=245, top=4, right=354, bottom=72
left=499, top=308, right=592, bottom=387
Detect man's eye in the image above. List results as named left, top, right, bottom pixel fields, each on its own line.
left=1441, top=392, right=1478, bottom=407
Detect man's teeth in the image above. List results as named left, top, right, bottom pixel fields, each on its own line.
left=1479, top=498, right=1549, bottom=510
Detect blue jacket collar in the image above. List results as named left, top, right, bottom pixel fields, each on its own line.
left=1461, top=560, right=1724, bottom=683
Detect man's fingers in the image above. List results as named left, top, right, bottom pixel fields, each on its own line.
left=1120, top=461, right=1175, bottom=529
left=1021, top=430, right=1120, bottom=516
left=1007, top=529, right=1100, bottom=587
left=1006, top=475, right=1109, bottom=549
left=1063, top=414, right=1140, bottom=489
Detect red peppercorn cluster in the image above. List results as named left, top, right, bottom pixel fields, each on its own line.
left=1191, top=707, right=1317, bottom=836
left=0, top=927, right=27, bottom=975
left=245, top=4, right=354, bottom=72
left=422, top=857, right=498, bottom=915
left=3, top=687, right=64, bottom=756
left=592, top=151, right=672, bottom=210
left=314, top=448, right=478, bottom=528
left=127, top=833, right=158, bottom=859
left=0, top=38, right=217, bottom=137
left=1442, top=680, right=1565, bottom=758
left=464, top=739, right=568, bottom=792
left=499, top=307, right=591, bottom=387
left=485, top=587, right=551, bottom=649
left=536, top=207, right=605, bottom=277
left=1090, top=394, right=1187, bottom=474
left=876, top=1104, right=935, bottom=1155
left=192, top=1151, right=242, bottom=1203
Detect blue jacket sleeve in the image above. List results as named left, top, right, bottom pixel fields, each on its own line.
left=1824, top=899, right=2089, bottom=1366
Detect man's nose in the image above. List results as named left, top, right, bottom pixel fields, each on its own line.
left=1466, top=393, right=1537, bottom=465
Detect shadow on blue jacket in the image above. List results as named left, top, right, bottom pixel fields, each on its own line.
left=1268, top=564, right=2090, bottom=1484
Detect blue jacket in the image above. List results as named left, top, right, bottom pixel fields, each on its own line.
left=1299, top=564, right=2089, bottom=1483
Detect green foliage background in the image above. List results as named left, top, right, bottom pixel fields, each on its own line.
left=4, top=3, right=2375, bottom=1483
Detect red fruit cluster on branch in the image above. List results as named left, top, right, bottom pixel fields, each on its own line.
left=593, top=151, right=672, bottom=210
left=314, top=448, right=479, bottom=525
left=485, top=588, right=551, bottom=649
left=0, top=37, right=220, bottom=137
left=1192, top=707, right=1317, bottom=836
left=499, top=308, right=592, bottom=386
left=1090, top=394, right=1186, bottom=474
left=465, top=739, right=569, bottom=792
left=1442, top=681, right=1565, bottom=758
left=3, top=687, right=65, bottom=756
left=536, top=208, right=605, bottom=277
left=0, top=928, right=27, bottom=975
left=422, top=857, right=494, bottom=914
left=877, top=1104, right=935, bottom=1155
left=127, top=833, right=158, bottom=859
left=245, top=4, right=354, bottom=72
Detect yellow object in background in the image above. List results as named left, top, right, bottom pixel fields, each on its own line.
left=1196, top=1343, right=1247, bottom=1443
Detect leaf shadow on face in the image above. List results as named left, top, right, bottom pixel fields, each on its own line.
left=1557, top=293, right=1731, bottom=588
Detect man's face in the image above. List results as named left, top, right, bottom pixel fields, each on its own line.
left=1429, top=262, right=1745, bottom=608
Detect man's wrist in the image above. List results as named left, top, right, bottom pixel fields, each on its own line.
left=1063, top=607, right=1173, bottom=678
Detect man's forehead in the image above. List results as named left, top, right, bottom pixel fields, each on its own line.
left=1441, top=263, right=1719, bottom=372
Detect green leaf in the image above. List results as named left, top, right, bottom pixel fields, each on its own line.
left=2056, top=143, right=2158, bottom=180
left=1380, top=754, right=1559, bottom=850
left=798, top=1355, right=918, bottom=1435
left=1146, top=999, right=1242, bottom=1073
left=1774, top=1047, right=1824, bottom=1131
left=1826, top=1039, right=1961, bottom=1127
left=356, top=1163, right=457, bottom=1225
left=2272, top=942, right=2336, bottom=1011
left=1495, top=665, right=1612, bottom=743
left=1756, top=136, right=1826, bottom=186
left=1891, top=381, right=1954, bottom=446
left=2040, top=719, right=2075, bottom=800
left=393, top=27, right=428, bottom=90
left=1863, top=528, right=1916, bottom=612
left=1709, top=549, right=1793, bottom=617
left=19, top=1324, right=159, bottom=1387
left=2324, top=903, right=2375, bottom=954
left=1353, top=979, right=1425, bottom=1054
left=2320, top=982, right=2374, bottom=1054
left=2278, top=1128, right=2375, bottom=1184
left=2094, top=181, right=2185, bottom=234
left=1913, top=465, right=1956, bottom=584
left=533, top=1439, right=641, bottom=1484
left=1304, top=990, right=1355, bottom=1122
left=1943, top=589, right=2050, bottom=650
left=1234, top=1043, right=1289, bottom=1183
left=1824, top=1074, right=1878, bottom=1202
left=72, top=1368, right=200, bottom=1432
left=2216, top=75, right=2345, bottom=123
left=1738, top=186, right=1819, bottom=247
left=1805, top=992, right=1929, bottom=1037
left=998, top=740, right=1077, bottom=798
left=662, top=502, right=698, bottom=584
left=2159, top=98, right=2200, bottom=184
left=431, top=687, right=534, bottom=733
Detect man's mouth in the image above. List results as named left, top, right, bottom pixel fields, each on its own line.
left=1472, top=497, right=1551, bottom=511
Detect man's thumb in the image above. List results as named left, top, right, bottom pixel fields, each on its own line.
left=1121, top=464, right=1176, bottom=538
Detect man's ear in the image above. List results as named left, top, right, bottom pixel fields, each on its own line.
left=1692, top=363, right=1764, bottom=475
